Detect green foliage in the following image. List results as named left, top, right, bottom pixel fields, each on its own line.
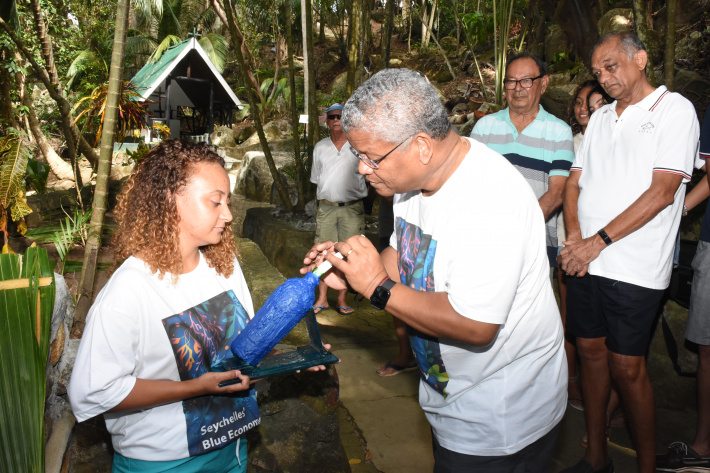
left=126, top=142, right=152, bottom=165
left=0, top=246, right=55, bottom=473
left=0, top=131, right=32, bottom=242
left=73, top=80, right=150, bottom=145
left=24, top=207, right=92, bottom=274
left=25, top=160, right=48, bottom=195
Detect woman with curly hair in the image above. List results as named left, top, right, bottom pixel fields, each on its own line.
left=568, top=80, right=598, bottom=150
left=69, top=140, right=260, bottom=472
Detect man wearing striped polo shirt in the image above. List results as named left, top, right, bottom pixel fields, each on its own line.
left=471, top=53, right=575, bottom=267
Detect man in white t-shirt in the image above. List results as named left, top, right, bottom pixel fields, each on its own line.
left=302, top=69, right=566, bottom=471
left=310, top=103, right=368, bottom=316
left=560, top=32, right=699, bottom=473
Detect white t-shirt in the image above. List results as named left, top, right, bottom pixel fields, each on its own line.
left=68, top=254, right=260, bottom=461
left=310, top=136, right=368, bottom=202
left=573, top=86, right=700, bottom=289
left=391, top=138, right=567, bottom=456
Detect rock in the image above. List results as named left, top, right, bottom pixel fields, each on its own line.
left=235, top=151, right=296, bottom=203
left=674, top=70, right=710, bottom=115
left=548, top=72, right=573, bottom=88
left=458, top=116, right=476, bottom=137
left=675, top=33, right=705, bottom=63
left=389, top=58, right=402, bottom=66
left=598, top=8, right=633, bottom=36
left=544, top=25, right=568, bottom=64
left=210, top=125, right=237, bottom=147
left=431, top=68, right=454, bottom=83
left=439, top=36, right=459, bottom=54
left=330, top=71, right=348, bottom=93
left=236, top=126, right=257, bottom=143
left=110, top=150, right=135, bottom=181
left=541, top=85, right=577, bottom=122
left=241, top=120, right=293, bottom=146
left=242, top=207, right=377, bottom=279
left=451, top=102, right=471, bottom=114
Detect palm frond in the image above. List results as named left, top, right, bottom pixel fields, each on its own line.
left=147, top=34, right=182, bottom=63
left=199, top=33, right=228, bottom=73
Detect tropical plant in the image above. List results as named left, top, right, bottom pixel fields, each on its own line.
left=461, top=11, right=493, bottom=102
left=0, top=131, right=33, bottom=251
left=24, top=207, right=92, bottom=274
left=72, top=80, right=150, bottom=146
left=0, top=246, right=55, bottom=473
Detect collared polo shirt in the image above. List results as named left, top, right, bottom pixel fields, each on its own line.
left=310, top=136, right=367, bottom=202
left=471, top=105, right=575, bottom=250
left=573, top=85, right=699, bottom=289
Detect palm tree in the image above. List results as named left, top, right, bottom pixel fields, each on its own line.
left=74, top=0, right=132, bottom=327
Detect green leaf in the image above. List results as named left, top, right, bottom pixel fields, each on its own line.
left=0, top=133, right=30, bottom=208
left=0, top=248, right=55, bottom=472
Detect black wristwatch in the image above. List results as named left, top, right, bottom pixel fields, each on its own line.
left=370, top=277, right=396, bottom=311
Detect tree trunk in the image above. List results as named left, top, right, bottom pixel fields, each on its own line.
left=224, top=0, right=293, bottom=211
left=302, top=0, right=319, bottom=157
left=73, top=0, right=131, bottom=331
left=22, top=88, right=79, bottom=181
left=0, top=17, right=100, bottom=169
left=285, top=0, right=306, bottom=212
left=664, top=0, right=676, bottom=90
left=421, top=0, right=427, bottom=46
left=0, top=52, right=16, bottom=132
left=29, top=0, right=58, bottom=85
left=210, top=0, right=264, bottom=103
left=633, top=0, right=655, bottom=85
left=381, top=0, right=396, bottom=67
left=553, top=0, right=600, bottom=69
left=346, top=0, right=362, bottom=97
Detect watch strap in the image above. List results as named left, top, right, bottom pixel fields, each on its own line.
left=597, top=228, right=613, bottom=246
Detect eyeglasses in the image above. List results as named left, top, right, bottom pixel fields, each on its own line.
left=327, top=114, right=341, bottom=120
left=503, top=75, right=543, bottom=90
left=350, top=133, right=417, bottom=169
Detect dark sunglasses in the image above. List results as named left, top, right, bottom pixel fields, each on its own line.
left=327, top=114, right=342, bottom=120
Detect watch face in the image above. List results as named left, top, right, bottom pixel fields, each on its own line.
left=371, top=286, right=390, bottom=310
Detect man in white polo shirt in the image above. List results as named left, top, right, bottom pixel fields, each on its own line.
left=560, top=32, right=699, bottom=473
left=310, top=103, right=368, bottom=315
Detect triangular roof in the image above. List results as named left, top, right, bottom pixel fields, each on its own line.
left=130, top=37, right=240, bottom=107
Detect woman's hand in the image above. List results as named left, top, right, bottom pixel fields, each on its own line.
left=196, top=370, right=251, bottom=394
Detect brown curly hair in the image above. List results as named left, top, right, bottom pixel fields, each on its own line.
left=567, top=80, right=598, bottom=135
left=112, top=139, right=237, bottom=280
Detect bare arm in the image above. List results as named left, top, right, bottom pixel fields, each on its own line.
left=561, top=171, right=684, bottom=276
left=378, top=247, right=499, bottom=345
left=563, top=171, right=582, bottom=241
left=109, top=371, right=250, bottom=413
left=539, top=175, right=567, bottom=221
left=684, top=163, right=710, bottom=212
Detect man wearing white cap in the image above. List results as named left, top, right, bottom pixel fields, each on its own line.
left=310, top=103, right=368, bottom=315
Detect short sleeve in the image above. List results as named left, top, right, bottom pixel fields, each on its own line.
left=652, top=97, right=700, bottom=183
left=68, top=293, right=140, bottom=422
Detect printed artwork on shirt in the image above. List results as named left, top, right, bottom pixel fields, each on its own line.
left=396, top=217, right=449, bottom=398
left=162, top=290, right=260, bottom=456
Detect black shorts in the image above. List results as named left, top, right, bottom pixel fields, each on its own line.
left=432, top=423, right=560, bottom=473
left=566, top=274, right=664, bottom=356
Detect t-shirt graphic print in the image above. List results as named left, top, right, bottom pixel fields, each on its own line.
left=396, top=217, right=449, bottom=398
left=162, top=290, right=260, bottom=456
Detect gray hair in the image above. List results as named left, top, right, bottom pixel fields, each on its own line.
left=592, top=31, right=646, bottom=61
left=342, top=69, right=451, bottom=143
